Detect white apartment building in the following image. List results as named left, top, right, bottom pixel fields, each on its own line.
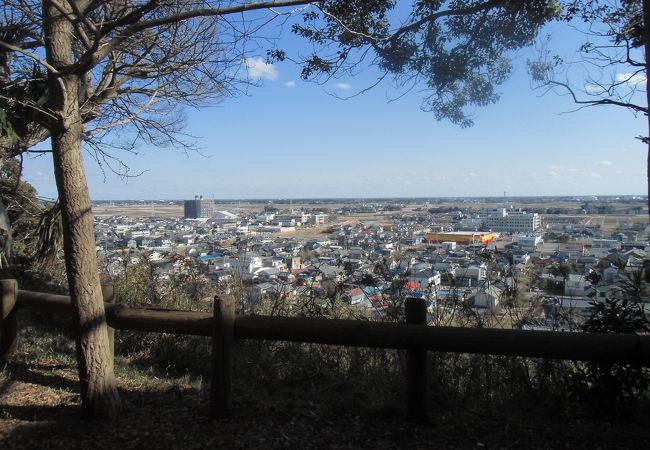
left=517, top=235, right=543, bottom=250
left=483, top=208, right=541, bottom=233
left=458, top=217, right=484, bottom=230
left=564, top=274, right=592, bottom=297
left=589, top=238, right=620, bottom=257
left=310, top=213, right=327, bottom=225
left=591, top=239, right=619, bottom=249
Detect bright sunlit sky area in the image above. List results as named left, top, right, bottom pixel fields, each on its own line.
left=21, top=5, right=648, bottom=200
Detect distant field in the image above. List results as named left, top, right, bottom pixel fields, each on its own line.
left=92, top=202, right=400, bottom=225
left=546, top=214, right=648, bottom=235
left=92, top=202, right=648, bottom=239
left=93, top=201, right=363, bottom=218
left=93, top=204, right=183, bottom=218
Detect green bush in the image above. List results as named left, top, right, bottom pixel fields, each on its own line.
left=571, top=271, right=650, bottom=408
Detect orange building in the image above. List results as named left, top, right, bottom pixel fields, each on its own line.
left=424, top=231, right=496, bottom=245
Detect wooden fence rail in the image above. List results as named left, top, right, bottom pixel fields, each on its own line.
left=3, top=282, right=650, bottom=420
left=14, top=288, right=650, bottom=364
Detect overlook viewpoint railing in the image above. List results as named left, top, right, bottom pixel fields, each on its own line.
left=1, top=279, right=650, bottom=420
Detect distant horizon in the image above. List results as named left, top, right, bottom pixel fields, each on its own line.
left=88, top=194, right=647, bottom=203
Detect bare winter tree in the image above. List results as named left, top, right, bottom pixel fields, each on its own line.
left=0, top=0, right=556, bottom=419
left=529, top=0, right=649, bottom=212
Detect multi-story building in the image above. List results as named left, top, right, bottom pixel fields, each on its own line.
left=275, top=210, right=310, bottom=226
left=592, top=238, right=620, bottom=249
left=184, top=195, right=214, bottom=219
left=483, top=208, right=540, bottom=233
left=590, top=238, right=620, bottom=257
left=310, top=213, right=327, bottom=225
left=517, top=235, right=543, bottom=250
left=424, top=231, right=497, bottom=245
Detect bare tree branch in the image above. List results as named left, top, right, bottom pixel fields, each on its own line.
left=0, top=39, right=60, bottom=74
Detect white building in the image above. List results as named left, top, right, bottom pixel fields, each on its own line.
left=590, top=238, right=620, bottom=257
left=592, top=238, right=619, bottom=249
left=212, top=210, right=239, bottom=223
left=310, top=213, right=328, bottom=225
left=406, top=269, right=442, bottom=291
left=458, top=217, right=484, bottom=230
left=441, top=241, right=456, bottom=251
left=470, top=285, right=503, bottom=310
left=517, top=235, right=543, bottom=250
left=512, top=252, right=531, bottom=265
left=256, top=212, right=275, bottom=223
left=230, top=253, right=262, bottom=276
left=452, top=264, right=487, bottom=288
left=275, top=211, right=310, bottom=226
left=484, top=208, right=541, bottom=233
left=564, top=274, right=592, bottom=297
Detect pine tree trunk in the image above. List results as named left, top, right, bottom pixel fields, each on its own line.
left=0, top=150, right=14, bottom=264
left=644, top=0, right=650, bottom=219
left=43, top=0, right=120, bottom=420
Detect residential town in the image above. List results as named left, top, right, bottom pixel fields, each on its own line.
left=94, top=196, right=649, bottom=330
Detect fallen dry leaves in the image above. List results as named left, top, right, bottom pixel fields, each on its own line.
left=1, top=357, right=648, bottom=449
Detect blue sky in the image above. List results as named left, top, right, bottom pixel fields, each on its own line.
left=21, top=8, right=647, bottom=200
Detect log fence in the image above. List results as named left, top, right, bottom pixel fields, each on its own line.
left=2, top=280, right=650, bottom=420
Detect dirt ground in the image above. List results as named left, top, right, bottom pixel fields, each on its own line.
left=2, top=356, right=648, bottom=450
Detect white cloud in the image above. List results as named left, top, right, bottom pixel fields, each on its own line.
left=467, top=172, right=478, bottom=178
left=284, top=80, right=296, bottom=88
left=423, top=175, right=448, bottom=182
left=586, top=74, right=646, bottom=94
left=334, top=82, right=352, bottom=91
left=36, top=171, right=43, bottom=177
left=584, top=83, right=605, bottom=94
left=547, top=164, right=578, bottom=173
left=547, top=164, right=608, bottom=180
left=615, top=72, right=647, bottom=86
left=245, top=57, right=278, bottom=80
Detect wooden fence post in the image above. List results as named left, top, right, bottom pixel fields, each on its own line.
left=211, top=295, right=235, bottom=418
left=102, top=283, right=115, bottom=364
left=405, top=296, right=428, bottom=423
left=0, top=279, right=18, bottom=361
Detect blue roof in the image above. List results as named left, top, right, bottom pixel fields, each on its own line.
left=362, top=286, right=381, bottom=296
left=197, top=255, right=219, bottom=262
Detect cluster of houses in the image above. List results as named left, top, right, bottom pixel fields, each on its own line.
left=94, top=204, right=650, bottom=330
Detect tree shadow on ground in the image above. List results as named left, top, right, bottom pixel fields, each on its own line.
left=2, top=360, right=650, bottom=449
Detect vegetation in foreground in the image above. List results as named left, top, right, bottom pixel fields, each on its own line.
left=2, top=278, right=650, bottom=449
